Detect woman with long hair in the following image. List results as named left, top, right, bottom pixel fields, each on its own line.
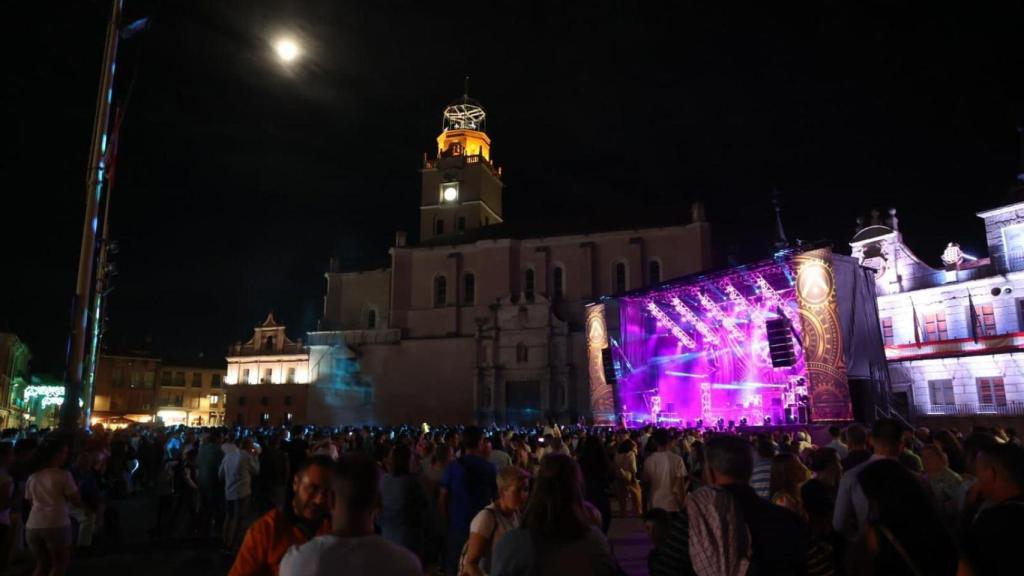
left=25, top=437, right=80, bottom=576
left=491, top=454, right=617, bottom=576
left=613, top=439, right=642, bottom=517
left=769, top=453, right=811, bottom=517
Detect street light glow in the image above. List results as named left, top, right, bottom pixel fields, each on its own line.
left=274, top=38, right=300, bottom=63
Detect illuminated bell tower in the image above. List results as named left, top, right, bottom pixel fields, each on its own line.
left=420, top=93, right=504, bottom=242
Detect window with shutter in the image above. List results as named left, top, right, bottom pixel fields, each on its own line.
left=977, top=377, right=1007, bottom=408
left=928, top=379, right=955, bottom=407
left=972, top=304, right=997, bottom=336
left=924, top=312, right=948, bottom=342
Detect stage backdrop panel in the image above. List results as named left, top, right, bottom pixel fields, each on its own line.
left=586, top=303, right=617, bottom=423
left=794, top=248, right=854, bottom=421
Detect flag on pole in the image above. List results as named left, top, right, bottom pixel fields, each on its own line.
left=911, top=299, right=922, bottom=347
left=968, top=291, right=979, bottom=343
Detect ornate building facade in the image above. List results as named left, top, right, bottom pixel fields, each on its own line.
left=850, top=203, right=1024, bottom=424
left=251, top=95, right=714, bottom=426
left=92, top=352, right=226, bottom=426
left=224, top=313, right=321, bottom=426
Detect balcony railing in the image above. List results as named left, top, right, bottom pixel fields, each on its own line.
left=911, top=401, right=1024, bottom=417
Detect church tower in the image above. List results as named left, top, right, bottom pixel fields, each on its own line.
left=420, top=92, right=504, bottom=242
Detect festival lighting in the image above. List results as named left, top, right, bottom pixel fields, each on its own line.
left=722, top=281, right=762, bottom=323
left=700, top=381, right=713, bottom=422
left=671, top=297, right=720, bottom=345
left=612, top=258, right=815, bottom=428
left=646, top=301, right=697, bottom=349
left=697, top=290, right=745, bottom=342
left=710, top=382, right=788, bottom=390
left=754, top=273, right=797, bottom=323
left=665, top=370, right=711, bottom=378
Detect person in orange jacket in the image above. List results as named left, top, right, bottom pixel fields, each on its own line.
left=229, top=455, right=334, bottom=576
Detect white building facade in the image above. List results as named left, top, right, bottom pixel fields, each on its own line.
left=851, top=204, right=1024, bottom=421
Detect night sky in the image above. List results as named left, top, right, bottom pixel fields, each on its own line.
left=4, top=1, right=1023, bottom=373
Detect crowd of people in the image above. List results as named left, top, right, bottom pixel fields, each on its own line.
left=0, top=418, right=1022, bottom=575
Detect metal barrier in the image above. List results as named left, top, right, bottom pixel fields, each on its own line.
left=911, top=401, right=1024, bottom=417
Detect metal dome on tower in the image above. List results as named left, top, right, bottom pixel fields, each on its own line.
left=442, top=96, right=486, bottom=132
left=435, top=77, right=493, bottom=162
left=442, top=77, right=487, bottom=132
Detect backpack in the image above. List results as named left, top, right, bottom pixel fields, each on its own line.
left=457, top=506, right=498, bottom=576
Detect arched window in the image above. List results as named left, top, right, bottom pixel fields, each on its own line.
left=516, top=342, right=529, bottom=363
left=264, top=335, right=275, bottom=351
left=648, top=260, right=662, bottom=285
left=366, top=308, right=377, bottom=329
left=552, top=266, right=565, bottom=300
left=524, top=268, right=536, bottom=302
left=464, top=273, right=476, bottom=305
left=435, top=219, right=445, bottom=236
left=614, top=261, right=628, bottom=294
left=434, top=275, right=447, bottom=308
left=457, top=216, right=466, bottom=231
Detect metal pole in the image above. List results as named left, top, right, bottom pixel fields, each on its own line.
left=63, top=0, right=122, bottom=430
left=82, top=159, right=117, bottom=428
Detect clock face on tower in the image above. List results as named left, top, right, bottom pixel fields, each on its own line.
left=440, top=182, right=459, bottom=204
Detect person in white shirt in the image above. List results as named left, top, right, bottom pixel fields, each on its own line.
left=825, top=426, right=849, bottom=459
left=280, top=453, right=421, bottom=576
left=461, top=466, right=529, bottom=576
left=642, top=429, right=687, bottom=512
left=638, top=427, right=653, bottom=457
left=25, top=438, right=80, bottom=576
left=220, top=437, right=260, bottom=550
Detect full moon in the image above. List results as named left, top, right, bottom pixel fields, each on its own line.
left=274, top=38, right=300, bottom=63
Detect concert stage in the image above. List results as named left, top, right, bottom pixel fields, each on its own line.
left=586, top=246, right=890, bottom=427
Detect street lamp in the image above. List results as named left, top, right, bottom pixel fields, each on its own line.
left=274, top=37, right=300, bottom=63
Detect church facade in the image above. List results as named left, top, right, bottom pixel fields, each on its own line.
left=225, top=95, right=713, bottom=426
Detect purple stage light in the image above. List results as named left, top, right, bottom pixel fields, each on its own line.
left=645, top=300, right=697, bottom=348
left=697, top=290, right=745, bottom=342
left=670, top=297, right=720, bottom=345
left=614, top=261, right=808, bottom=427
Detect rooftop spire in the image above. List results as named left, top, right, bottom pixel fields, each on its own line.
left=772, top=188, right=789, bottom=249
